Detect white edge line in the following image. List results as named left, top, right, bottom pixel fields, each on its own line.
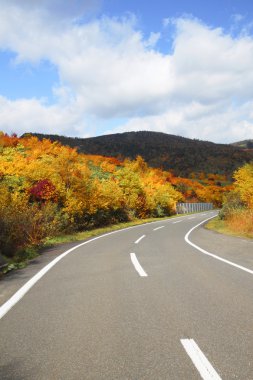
left=1, top=216, right=170, bottom=320
left=135, top=235, right=146, bottom=244
left=181, top=339, right=222, bottom=380
left=185, top=215, right=253, bottom=276
left=0, top=211, right=214, bottom=320
left=130, top=253, right=148, bottom=277
left=153, top=226, right=165, bottom=231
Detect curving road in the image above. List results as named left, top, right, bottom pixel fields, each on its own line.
left=0, top=211, right=253, bottom=379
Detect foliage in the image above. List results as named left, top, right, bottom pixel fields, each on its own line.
left=218, top=162, right=253, bottom=237
left=219, top=191, right=245, bottom=220
left=27, top=131, right=253, bottom=177
left=225, top=209, right=253, bottom=237
left=233, top=163, right=253, bottom=209
left=0, top=187, right=65, bottom=258
left=0, top=132, right=232, bottom=263
left=29, top=179, right=58, bottom=202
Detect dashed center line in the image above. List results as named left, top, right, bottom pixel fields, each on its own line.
left=173, top=220, right=182, bottom=224
left=135, top=235, right=146, bottom=244
left=188, top=216, right=196, bottom=220
left=181, top=339, right=222, bottom=380
left=130, top=253, right=148, bottom=277
left=153, top=226, right=165, bottom=231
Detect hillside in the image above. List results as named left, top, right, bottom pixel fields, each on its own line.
left=23, top=131, right=253, bottom=177
left=231, top=139, right=253, bottom=149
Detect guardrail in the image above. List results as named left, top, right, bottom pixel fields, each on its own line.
left=176, top=202, right=213, bottom=214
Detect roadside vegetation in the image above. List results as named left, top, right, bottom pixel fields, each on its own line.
left=207, top=162, right=253, bottom=239
left=0, top=132, right=232, bottom=274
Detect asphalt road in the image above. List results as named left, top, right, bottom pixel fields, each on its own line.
left=0, top=211, right=253, bottom=380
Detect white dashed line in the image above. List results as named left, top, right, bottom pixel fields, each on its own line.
left=188, top=217, right=196, bottom=220
left=173, top=220, right=182, bottom=224
left=130, top=253, right=148, bottom=277
left=135, top=235, right=146, bottom=244
left=181, top=339, right=222, bottom=380
left=0, top=211, right=216, bottom=320
left=153, top=226, right=165, bottom=231
left=0, top=220, right=169, bottom=320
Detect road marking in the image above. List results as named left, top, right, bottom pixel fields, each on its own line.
left=130, top=253, right=148, bottom=277
left=135, top=235, right=146, bottom=244
left=0, top=221, right=167, bottom=319
left=0, top=212, right=209, bottom=320
left=181, top=339, right=222, bottom=380
left=185, top=216, right=253, bottom=276
left=173, top=220, right=182, bottom=224
left=188, top=217, right=195, bottom=220
left=0, top=250, right=72, bottom=320
left=153, top=226, right=165, bottom=231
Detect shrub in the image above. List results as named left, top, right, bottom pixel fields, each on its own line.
left=0, top=189, right=65, bottom=259
left=219, top=191, right=244, bottom=220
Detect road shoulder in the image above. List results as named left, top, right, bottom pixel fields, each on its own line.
left=0, top=241, right=83, bottom=307
left=190, top=222, right=253, bottom=271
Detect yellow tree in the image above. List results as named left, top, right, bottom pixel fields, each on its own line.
left=233, top=163, right=253, bottom=209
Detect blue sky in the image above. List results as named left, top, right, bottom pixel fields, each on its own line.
left=102, top=0, right=253, bottom=35
left=0, top=0, right=253, bottom=142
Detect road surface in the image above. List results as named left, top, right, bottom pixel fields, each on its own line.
left=0, top=211, right=253, bottom=379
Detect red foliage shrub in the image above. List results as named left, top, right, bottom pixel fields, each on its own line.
left=29, top=179, right=57, bottom=202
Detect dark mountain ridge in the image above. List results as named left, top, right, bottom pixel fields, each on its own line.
left=231, top=139, right=253, bottom=149
left=23, top=131, right=253, bottom=177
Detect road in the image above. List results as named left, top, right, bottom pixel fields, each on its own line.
left=0, top=211, right=253, bottom=379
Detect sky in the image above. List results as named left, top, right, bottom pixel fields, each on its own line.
left=0, top=1, right=253, bottom=143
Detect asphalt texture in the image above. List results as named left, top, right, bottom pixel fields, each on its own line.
left=0, top=211, right=253, bottom=379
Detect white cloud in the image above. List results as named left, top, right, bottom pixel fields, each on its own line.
left=145, top=32, right=161, bottom=47
left=108, top=101, right=253, bottom=143
left=0, top=2, right=252, bottom=142
left=0, top=95, right=87, bottom=137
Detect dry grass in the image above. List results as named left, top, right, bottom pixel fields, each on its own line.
left=226, top=209, right=253, bottom=238
left=206, top=210, right=253, bottom=239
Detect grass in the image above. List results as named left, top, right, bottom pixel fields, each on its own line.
left=2, top=215, right=177, bottom=275
left=45, top=215, right=178, bottom=246
left=46, top=211, right=204, bottom=246
left=206, top=215, right=253, bottom=239
left=1, top=211, right=215, bottom=276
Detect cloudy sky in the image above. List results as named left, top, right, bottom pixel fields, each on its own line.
left=0, top=0, right=253, bottom=143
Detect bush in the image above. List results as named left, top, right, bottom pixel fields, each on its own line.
left=75, top=208, right=130, bottom=230
left=0, top=191, right=66, bottom=259
left=219, top=191, right=244, bottom=220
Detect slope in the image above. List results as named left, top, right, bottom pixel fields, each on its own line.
left=23, top=131, right=253, bottom=177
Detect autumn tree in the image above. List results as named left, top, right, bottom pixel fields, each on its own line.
left=233, top=163, right=253, bottom=209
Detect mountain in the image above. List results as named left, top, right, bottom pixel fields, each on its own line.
left=23, top=131, right=253, bottom=177
left=231, top=139, right=253, bottom=149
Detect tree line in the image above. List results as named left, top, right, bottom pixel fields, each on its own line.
left=27, top=131, right=253, bottom=177
left=0, top=132, right=238, bottom=265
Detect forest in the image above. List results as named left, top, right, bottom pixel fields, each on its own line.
left=0, top=132, right=234, bottom=268
left=26, top=131, right=253, bottom=177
